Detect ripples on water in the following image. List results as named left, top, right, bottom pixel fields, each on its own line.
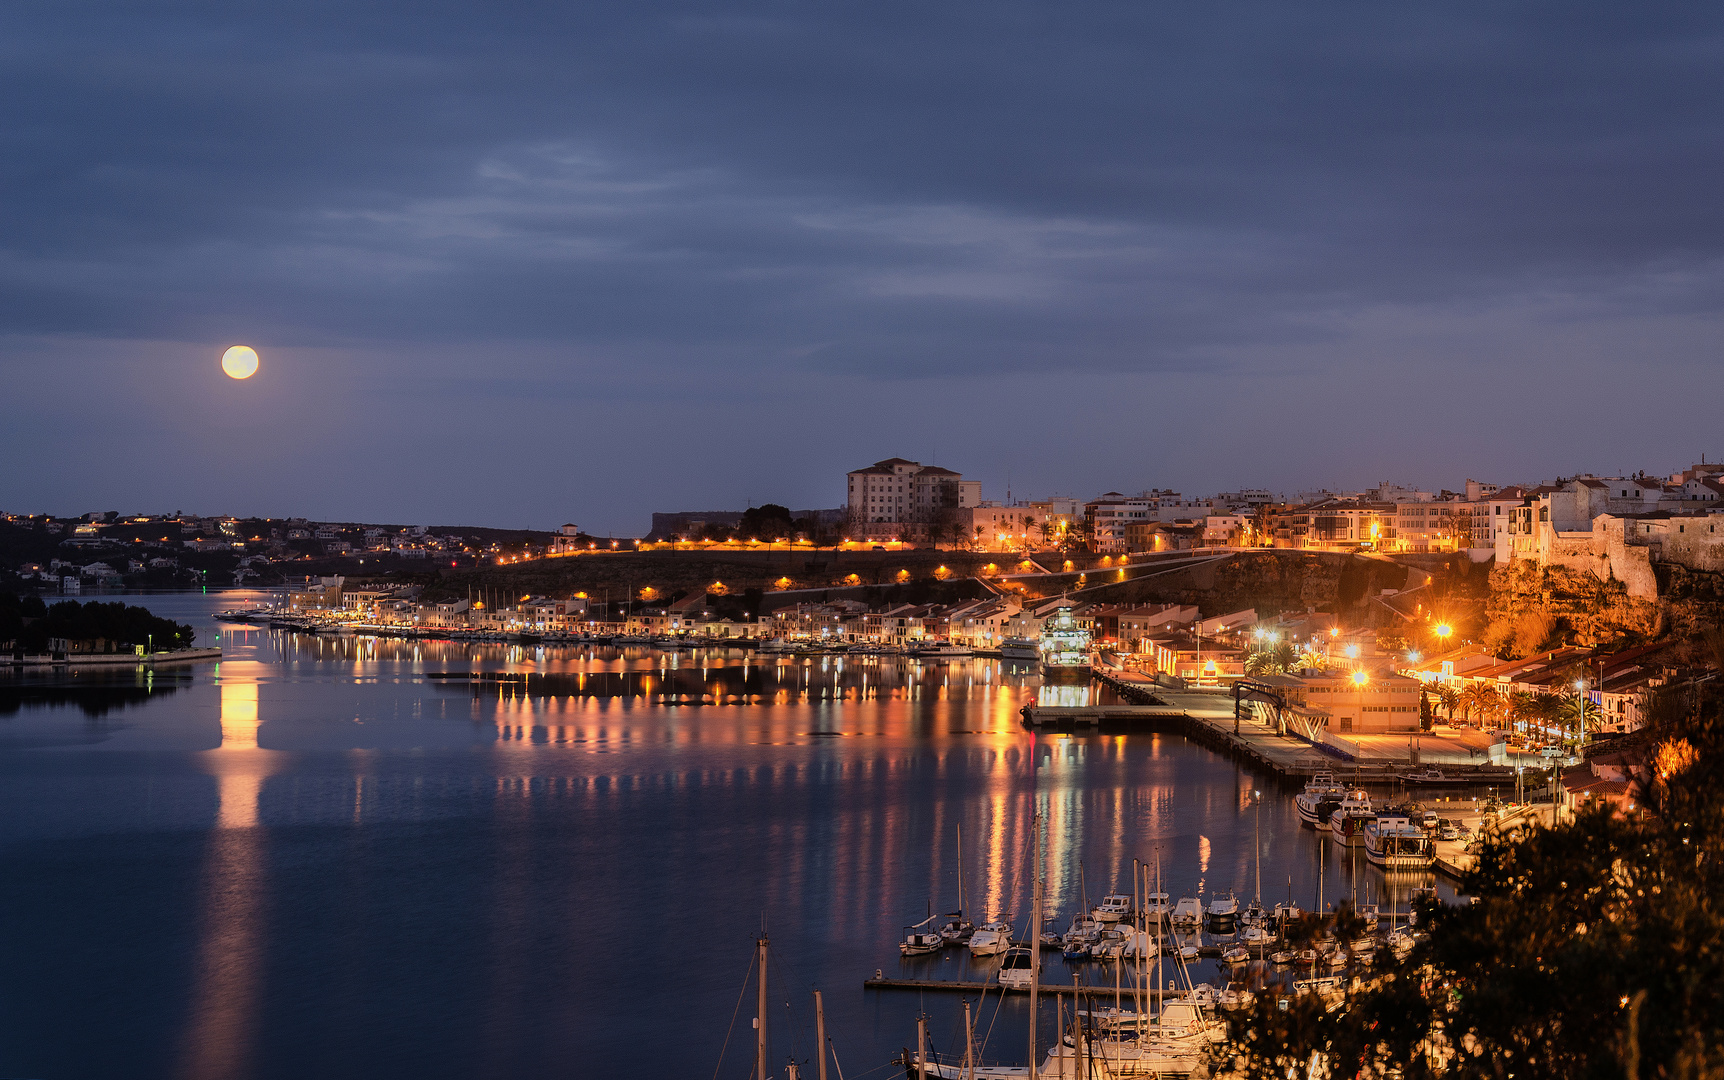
left=0, top=591, right=1450, bottom=1080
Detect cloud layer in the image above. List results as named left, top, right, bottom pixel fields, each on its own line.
left=4, top=2, right=1723, bottom=528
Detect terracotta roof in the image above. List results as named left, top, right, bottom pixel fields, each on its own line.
left=915, top=466, right=960, bottom=476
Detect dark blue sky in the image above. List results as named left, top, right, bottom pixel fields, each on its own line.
left=4, top=2, right=1722, bottom=533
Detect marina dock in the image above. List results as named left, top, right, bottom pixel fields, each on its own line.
left=865, top=975, right=1196, bottom=997
left=1024, top=668, right=1522, bottom=782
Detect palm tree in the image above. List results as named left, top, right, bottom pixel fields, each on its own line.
left=1461, top=683, right=1499, bottom=728
left=1437, top=685, right=1460, bottom=724
left=1556, top=693, right=1597, bottom=745
left=1246, top=640, right=1301, bottom=677
left=1506, top=691, right=1539, bottom=742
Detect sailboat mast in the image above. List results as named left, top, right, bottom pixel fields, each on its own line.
left=917, top=1014, right=929, bottom=1080
left=1028, top=808, right=1041, bottom=1080
left=815, top=990, right=828, bottom=1080
left=963, top=999, right=974, bottom=1080
left=757, top=934, right=769, bottom=1080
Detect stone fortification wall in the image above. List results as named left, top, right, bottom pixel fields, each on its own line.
left=1662, top=520, right=1724, bottom=574
left=1075, top=550, right=1409, bottom=621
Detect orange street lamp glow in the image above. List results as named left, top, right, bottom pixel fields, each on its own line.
left=1351, top=670, right=1368, bottom=687
left=1435, top=623, right=1453, bottom=639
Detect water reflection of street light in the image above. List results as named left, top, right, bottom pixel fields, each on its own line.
left=1351, top=669, right=1368, bottom=732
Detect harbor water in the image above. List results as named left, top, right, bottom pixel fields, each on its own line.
left=0, top=591, right=1453, bottom=1079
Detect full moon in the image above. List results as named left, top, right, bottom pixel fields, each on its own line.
left=221, top=345, right=260, bottom=379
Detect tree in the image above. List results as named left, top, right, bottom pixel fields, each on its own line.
left=1437, top=685, right=1460, bottom=723
left=736, top=504, right=795, bottom=541
left=1245, top=640, right=1300, bottom=677
left=1228, top=692, right=1724, bottom=1080
left=1461, top=682, right=1499, bottom=728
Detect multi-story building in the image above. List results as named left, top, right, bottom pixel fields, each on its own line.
left=846, top=458, right=981, bottom=544
left=1264, top=498, right=1393, bottom=551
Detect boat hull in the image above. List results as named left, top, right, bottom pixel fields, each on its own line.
left=1041, top=663, right=1092, bottom=683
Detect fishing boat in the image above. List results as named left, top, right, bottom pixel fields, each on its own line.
left=1269, top=948, right=1297, bottom=965
left=1363, top=813, right=1434, bottom=869
left=900, top=914, right=945, bottom=956
left=968, top=919, right=1014, bottom=957
left=1221, top=944, right=1249, bottom=965
left=1039, top=606, right=1092, bottom=683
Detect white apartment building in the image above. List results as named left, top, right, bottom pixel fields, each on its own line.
left=846, top=458, right=982, bottom=543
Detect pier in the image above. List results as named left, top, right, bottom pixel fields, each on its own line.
left=865, top=975, right=1198, bottom=997
left=1024, top=668, right=1522, bottom=783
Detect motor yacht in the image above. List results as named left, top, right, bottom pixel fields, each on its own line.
left=967, top=919, right=1014, bottom=957
left=1294, top=772, right=1347, bottom=828
left=997, top=946, right=1036, bottom=989
left=911, top=642, right=973, bottom=659
left=998, top=637, right=1040, bottom=662
left=1206, top=892, right=1240, bottom=931
left=1092, top=893, right=1132, bottom=923
left=1170, top=897, right=1204, bottom=928
left=1140, top=892, right=1172, bottom=925
left=1328, top=789, right=1376, bottom=847
left=1363, top=813, right=1434, bottom=870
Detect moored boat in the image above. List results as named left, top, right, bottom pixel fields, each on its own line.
left=1363, top=813, right=1434, bottom=870
left=1039, top=607, right=1092, bottom=682
left=900, top=913, right=944, bottom=956
left=1328, top=789, right=1375, bottom=847
left=968, top=919, right=1014, bottom=957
